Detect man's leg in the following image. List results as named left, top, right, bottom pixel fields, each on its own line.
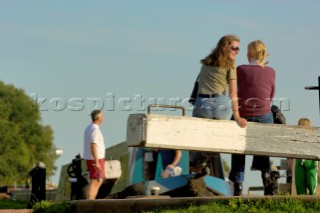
left=305, top=160, right=318, bottom=195
left=229, top=154, right=245, bottom=196
left=295, top=160, right=307, bottom=195
left=87, top=179, right=103, bottom=199
left=86, top=159, right=105, bottom=199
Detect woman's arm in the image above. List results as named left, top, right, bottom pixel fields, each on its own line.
left=167, top=150, right=182, bottom=168
left=229, top=79, right=247, bottom=128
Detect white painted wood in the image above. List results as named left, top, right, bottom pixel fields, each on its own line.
left=127, top=114, right=320, bottom=160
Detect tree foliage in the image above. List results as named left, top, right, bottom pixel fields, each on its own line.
left=0, top=81, right=57, bottom=185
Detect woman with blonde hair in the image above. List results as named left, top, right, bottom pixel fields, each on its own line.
left=228, top=40, right=276, bottom=196
left=295, top=118, right=318, bottom=195
left=191, top=35, right=246, bottom=179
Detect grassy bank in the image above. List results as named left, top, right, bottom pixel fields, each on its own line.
left=32, top=198, right=320, bottom=213
left=0, top=199, right=28, bottom=209
left=2, top=198, right=320, bottom=212
left=156, top=198, right=320, bottom=213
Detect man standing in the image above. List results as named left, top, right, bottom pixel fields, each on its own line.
left=84, top=110, right=105, bottom=199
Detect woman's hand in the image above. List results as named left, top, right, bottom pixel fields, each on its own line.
left=235, top=117, right=247, bottom=128
left=161, top=164, right=174, bottom=178
left=229, top=80, right=246, bottom=128
left=166, top=164, right=175, bottom=169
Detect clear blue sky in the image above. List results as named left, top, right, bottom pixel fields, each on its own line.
left=1, top=1, right=320, bottom=194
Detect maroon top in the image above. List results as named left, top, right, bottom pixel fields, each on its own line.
left=237, top=65, right=276, bottom=117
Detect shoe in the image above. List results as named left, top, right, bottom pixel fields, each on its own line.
left=233, top=182, right=243, bottom=196
left=262, top=171, right=279, bottom=195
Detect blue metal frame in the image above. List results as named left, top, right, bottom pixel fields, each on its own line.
left=131, top=149, right=189, bottom=184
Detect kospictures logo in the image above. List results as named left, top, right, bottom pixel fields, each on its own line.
left=30, top=92, right=291, bottom=113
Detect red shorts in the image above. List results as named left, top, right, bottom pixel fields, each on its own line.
left=86, top=159, right=105, bottom=180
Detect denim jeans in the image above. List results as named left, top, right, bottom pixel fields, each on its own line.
left=191, top=95, right=232, bottom=179
left=228, top=112, right=274, bottom=183
left=192, top=95, right=232, bottom=120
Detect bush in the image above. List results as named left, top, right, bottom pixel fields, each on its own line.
left=33, top=201, right=73, bottom=213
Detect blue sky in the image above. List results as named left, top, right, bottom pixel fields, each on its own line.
left=1, top=1, right=320, bottom=193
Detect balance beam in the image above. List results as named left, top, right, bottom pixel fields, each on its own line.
left=127, top=114, right=320, bottom=160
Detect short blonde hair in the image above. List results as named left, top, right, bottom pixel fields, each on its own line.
left=298, top=118, right=311, bottom=127
left=247, top=40, right=268, bottom=64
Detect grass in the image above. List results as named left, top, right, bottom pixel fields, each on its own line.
left=0, top=199, right=72, bottom=212
left=26, top=198, right=320, bottom=213
left=0, top=199, right=28, bottom=209
left=2, top=197, right=320, bottom=212
left=32, top=201, right=73, bottom=213
left=153, top=198, right=320, bottom=213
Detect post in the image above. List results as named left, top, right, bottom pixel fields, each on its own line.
left=67, top=154, right=88, bottom=200
left=305, top=76, right=320, bottom=114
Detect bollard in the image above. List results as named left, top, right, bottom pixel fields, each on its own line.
left=67, top=154, right=88, bottom=200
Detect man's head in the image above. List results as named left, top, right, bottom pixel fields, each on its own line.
left=90, top=110, right=104, bottom=125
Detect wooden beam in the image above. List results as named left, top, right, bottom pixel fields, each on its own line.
left=127, top=114, right=320, bottom=160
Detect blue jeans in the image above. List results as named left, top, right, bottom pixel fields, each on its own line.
left=192, top=95, right=232, bottom=120
left=228, top=112, right=274, bottom=183
left=191, top=95, right=232, bottom=179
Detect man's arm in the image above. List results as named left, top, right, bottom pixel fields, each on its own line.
left=91, top=143, right=101, bottom=170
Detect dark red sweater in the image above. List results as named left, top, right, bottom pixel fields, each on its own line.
left=237, top=65, right=276, bottom=117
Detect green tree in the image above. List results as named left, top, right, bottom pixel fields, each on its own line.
left=0, top=81, right=57, bottom=185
